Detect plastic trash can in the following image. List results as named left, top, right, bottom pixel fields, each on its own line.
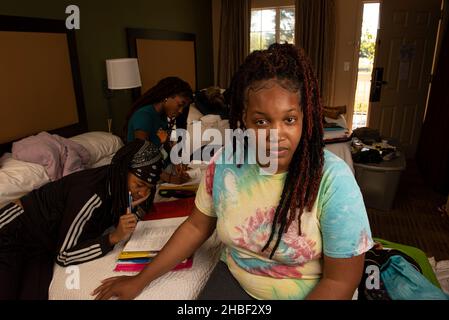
left=354, top=152, right=406, bottom=211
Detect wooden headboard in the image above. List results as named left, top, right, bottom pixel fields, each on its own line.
left=126, top=28, right=197, bottom=100
left=0, top=15, right=87, bottom=153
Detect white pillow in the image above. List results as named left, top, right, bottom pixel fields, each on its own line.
left=187, top=104, right=204, bottom=124
left=69, top=131, right=123, bottom=166
left=0, top=154, right=50, bottom=209
left=89, top=154, right=114, bottom=168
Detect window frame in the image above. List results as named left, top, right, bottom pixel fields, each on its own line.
left=250, top=5, right=296, bottom=52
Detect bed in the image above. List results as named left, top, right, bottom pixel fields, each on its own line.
left=0, top=15, right=224, bottom=300
left=323, top=115, right=354, bottom=174
left=49, top=216, right=223, bottom=300
left=0, top=15, right=87, bottom=155
left=0, top=131, right=124, bottom=209
left=0, top=128, right=223, bottom=300
left=0, top=14, right=101, bottom=208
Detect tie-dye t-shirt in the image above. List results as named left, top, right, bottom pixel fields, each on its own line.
left=195, top=149, right=374, bottom=300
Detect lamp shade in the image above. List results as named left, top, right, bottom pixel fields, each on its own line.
left=106, top=58, right=142, bottom=90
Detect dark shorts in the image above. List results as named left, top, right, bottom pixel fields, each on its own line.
left=197, top=261, right=254, bottom=300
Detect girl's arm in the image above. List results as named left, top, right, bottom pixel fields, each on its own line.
left=305, top=254, right=365, bottom=300
left=92, top=205, right=216, bottom=300
left=134, top=130, right=149, bottom=141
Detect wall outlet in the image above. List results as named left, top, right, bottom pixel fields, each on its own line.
left=344, top=62, right=351, bottom=72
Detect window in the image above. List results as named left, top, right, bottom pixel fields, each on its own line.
left=250, top=7, right=295, bottom=52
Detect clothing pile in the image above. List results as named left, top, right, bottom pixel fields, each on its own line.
left=358, top=240, right=449, bottom=300
left=351, top=127, right=400, bottom=164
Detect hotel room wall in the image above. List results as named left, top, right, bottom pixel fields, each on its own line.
left=212, top=0, right=362, bottom=128
left=0, top=0, right=214, bottom=135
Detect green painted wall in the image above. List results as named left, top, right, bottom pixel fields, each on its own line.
left=0, top=0, right=214, bottom=135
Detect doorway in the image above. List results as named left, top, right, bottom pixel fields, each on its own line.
left=351, top=0, right=442, bottom=158
left=352, top=2, right=380, bottom=130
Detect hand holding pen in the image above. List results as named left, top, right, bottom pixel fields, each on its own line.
left=108, top=192, right=151, bottom=246
left=108, top=192, right=137, bottom=245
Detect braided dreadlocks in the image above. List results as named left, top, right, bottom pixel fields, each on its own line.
left=107, top=139, right=149, bottom=224
left=123, top=76, right=193, bottom=138
left=226, top=43, right=324, bottom=258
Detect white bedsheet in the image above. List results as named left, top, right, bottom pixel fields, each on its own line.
left=49, top=217, right=223, bottom=300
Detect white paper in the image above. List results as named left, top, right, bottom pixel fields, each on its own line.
left=123, top=220, right=182, bottom=252
left=161, top=169, right=202, bottom=187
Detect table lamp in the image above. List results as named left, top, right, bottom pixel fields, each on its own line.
left=105, top=58, right=142, bottom=133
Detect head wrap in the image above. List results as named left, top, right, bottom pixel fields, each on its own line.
left=108, top=139, right=165, bottom=223
left=129, top=140, right=164, bottom=184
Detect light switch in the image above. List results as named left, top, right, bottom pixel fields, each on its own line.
left=344, top=62, right=350, bottom=72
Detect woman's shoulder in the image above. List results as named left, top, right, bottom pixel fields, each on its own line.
left=139, top=104, right=154, bottom=112
left=322, top=149, right=352, bottom=176
left=132, top=104, right=155, bottom=117
left=318, top=150, right=359, bottom=201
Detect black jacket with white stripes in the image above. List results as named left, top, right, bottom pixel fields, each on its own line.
left=19, top=166, right=116, bottom=267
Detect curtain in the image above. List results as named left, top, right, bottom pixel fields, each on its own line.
left=217, top=0, right=251, bottom=88
left=295, top=0, right=336, bottom=105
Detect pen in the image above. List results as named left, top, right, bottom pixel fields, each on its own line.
left=129, top=191, right=143, bottom=221
left=128, top=191, right=132, bottom=214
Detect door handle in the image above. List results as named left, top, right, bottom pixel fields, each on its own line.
left=370, top=67, right=386, bottom=102
left=375, top=80, right=388, bottom=85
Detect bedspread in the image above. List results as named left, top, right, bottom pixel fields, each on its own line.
left=12, top=131, right=90, bottom=181
left=49, top=217, right=223, bottom=300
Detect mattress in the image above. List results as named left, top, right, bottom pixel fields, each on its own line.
left=49, top=217, right=224, bottom=300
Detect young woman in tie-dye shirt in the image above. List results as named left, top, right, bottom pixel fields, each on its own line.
left=93, top=43, right=374, bottom=300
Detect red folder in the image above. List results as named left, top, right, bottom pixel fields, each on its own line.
left=144, top=197, right=195, bottom=220
left=114, top=257, right=193, bottom=272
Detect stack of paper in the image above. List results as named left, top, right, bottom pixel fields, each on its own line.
left=114, top=219, right=193, bottom=272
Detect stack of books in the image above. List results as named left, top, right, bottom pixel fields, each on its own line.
left=114, top=217, right=193, bottom=272
left=114, top=251, right=193, bottom=272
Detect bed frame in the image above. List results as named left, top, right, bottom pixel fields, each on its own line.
left=126, top=28, right=197, bottom=100
left=0, top=15, right=87, bottom=154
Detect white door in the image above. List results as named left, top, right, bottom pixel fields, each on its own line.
left=368, top=0, right=441, bottom=157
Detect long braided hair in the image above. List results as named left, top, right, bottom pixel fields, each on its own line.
left=107, top=139, right=147, bottom=224
left=226, top=43, right=324, bottom=258
left=123, top=76, right=193, bottom=139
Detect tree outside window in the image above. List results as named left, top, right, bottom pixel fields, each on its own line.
left=250, top=7, right=295, bottom=52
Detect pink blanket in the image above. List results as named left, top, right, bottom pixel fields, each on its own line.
left=12, top=132, right=91, bottom=181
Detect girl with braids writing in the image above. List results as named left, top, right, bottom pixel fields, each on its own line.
left=93, top=43, right=373, bottom=300
left=125, top=76, right=192, bottom=185
left=0, top=140, right=164, bottom=299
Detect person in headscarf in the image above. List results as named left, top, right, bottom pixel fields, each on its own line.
left=0, top=139, right=164, bottom=300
